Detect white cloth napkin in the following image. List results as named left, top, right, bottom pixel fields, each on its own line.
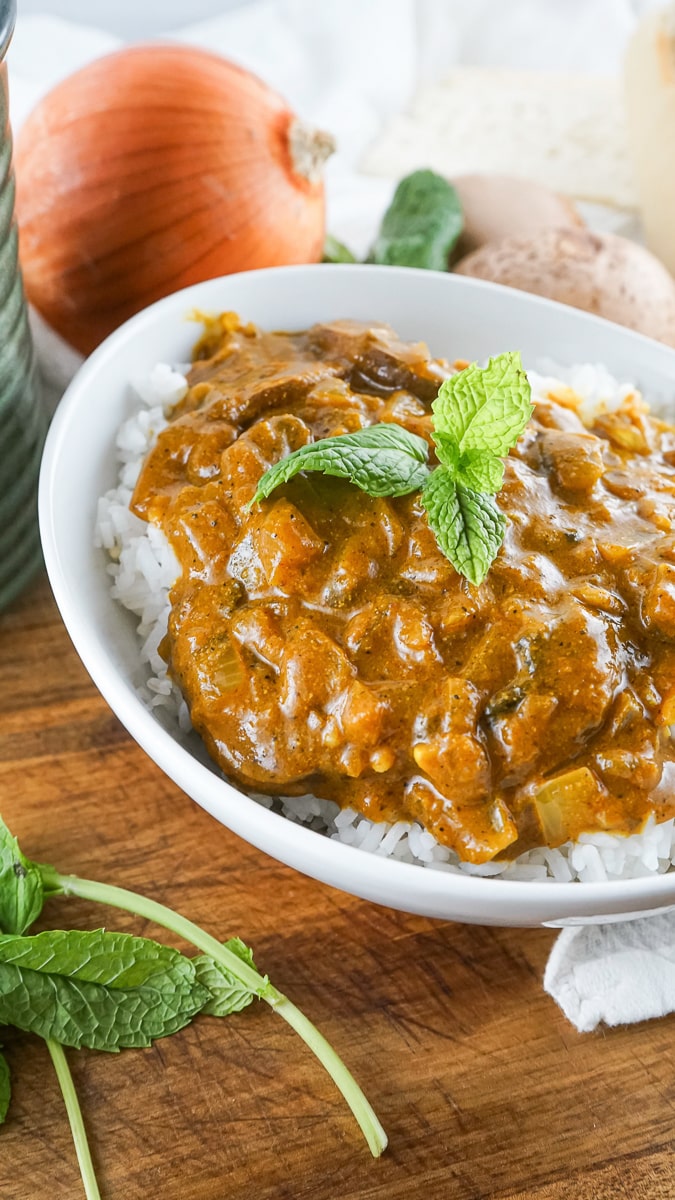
left=544, top=912, right=675, bottom=1031
left=10, top=0, right=675, bottom=1032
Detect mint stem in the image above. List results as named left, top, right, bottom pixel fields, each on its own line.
left=40, top=867, right=387, bottom=1158
left=46, top=1039, right=101, bottom=1200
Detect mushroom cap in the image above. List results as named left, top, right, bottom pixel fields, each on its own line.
left=454, top=226, right=675, bottom=347
left=451, top=174, right=582, bottom=258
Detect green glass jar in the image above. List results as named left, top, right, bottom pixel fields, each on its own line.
left=0, top=0, right=46, bottom=610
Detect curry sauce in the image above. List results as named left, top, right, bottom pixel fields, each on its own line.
left=131, top=316, right=675, bottom=864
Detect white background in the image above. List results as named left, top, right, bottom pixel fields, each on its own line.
left=14, top=0, right=669, bottom=69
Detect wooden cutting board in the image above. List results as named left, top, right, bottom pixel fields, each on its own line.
left=1, top=571, right=673, bottom=1199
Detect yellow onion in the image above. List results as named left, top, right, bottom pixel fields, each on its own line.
left=14, top=45, right=334, bottom=354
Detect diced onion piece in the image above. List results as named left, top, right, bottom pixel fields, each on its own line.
left=533, top=766, right=603, bottom=845
left=212, top=640, right=244, bottom=692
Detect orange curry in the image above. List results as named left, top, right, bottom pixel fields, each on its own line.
left=131, top=316, right=675, bottom=864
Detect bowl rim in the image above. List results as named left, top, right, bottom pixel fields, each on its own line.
left=39, top=263, right=675, bottom=920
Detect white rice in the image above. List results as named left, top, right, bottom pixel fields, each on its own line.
left=95, top=358, right=675, bottom=884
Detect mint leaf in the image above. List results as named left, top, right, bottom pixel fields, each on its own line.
left=432, top=351, right=533, bottom=458
left=422, top=353, right=531, bottom=580
left=430, top=431, right=459, bottom=472
left=0, top=1050, right=9, bottom=1123
left=456, top=450, right=505, bottom=495
left=323, top=234, right=357, bottom=264
left=0, top=929, right=209, bottom=1051
left=369, top=170, right=463, bottom=270
left=0, top=815, right=44, bottom=935
left=194, top=938, right=264, bottom=1017
left=433, top=436, right=504, bottom=492
left=252, top=423, right=430, bottom=505
left=421, top=469, right=506, bottom=587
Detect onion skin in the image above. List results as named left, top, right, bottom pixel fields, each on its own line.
left=15, top=45, right=332, bottom=354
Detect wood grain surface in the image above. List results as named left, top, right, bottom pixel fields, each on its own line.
left=1, top=572, right=674, bottom=1199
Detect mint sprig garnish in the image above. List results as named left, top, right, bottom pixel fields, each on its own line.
left=253, top=350, right=533, bottom=587
left=422, top=350, right=533, bottom=584
left=251, top=422, right=430, bottom=505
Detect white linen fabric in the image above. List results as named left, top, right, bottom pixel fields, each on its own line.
left=544, top=912, right=675, bottom=1031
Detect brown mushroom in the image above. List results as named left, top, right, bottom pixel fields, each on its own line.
left=454, top=226, right=675, bottom=347
left=451, top=174, right=583, bottom=259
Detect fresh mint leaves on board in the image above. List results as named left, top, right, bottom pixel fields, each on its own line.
left=0, top=817, right=386, bottom=1200
left=368, top=169, right=463, bottom=270
left=193, top=937, right=263, bottom=1017
left=252, top=350, right=533, bottom=587
left=0, top=928, right=209, bottom=1051
left=0, top=816, right=44, bottom=936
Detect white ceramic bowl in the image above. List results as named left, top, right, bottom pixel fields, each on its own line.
left=40, top=265, right=675, bottom=927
